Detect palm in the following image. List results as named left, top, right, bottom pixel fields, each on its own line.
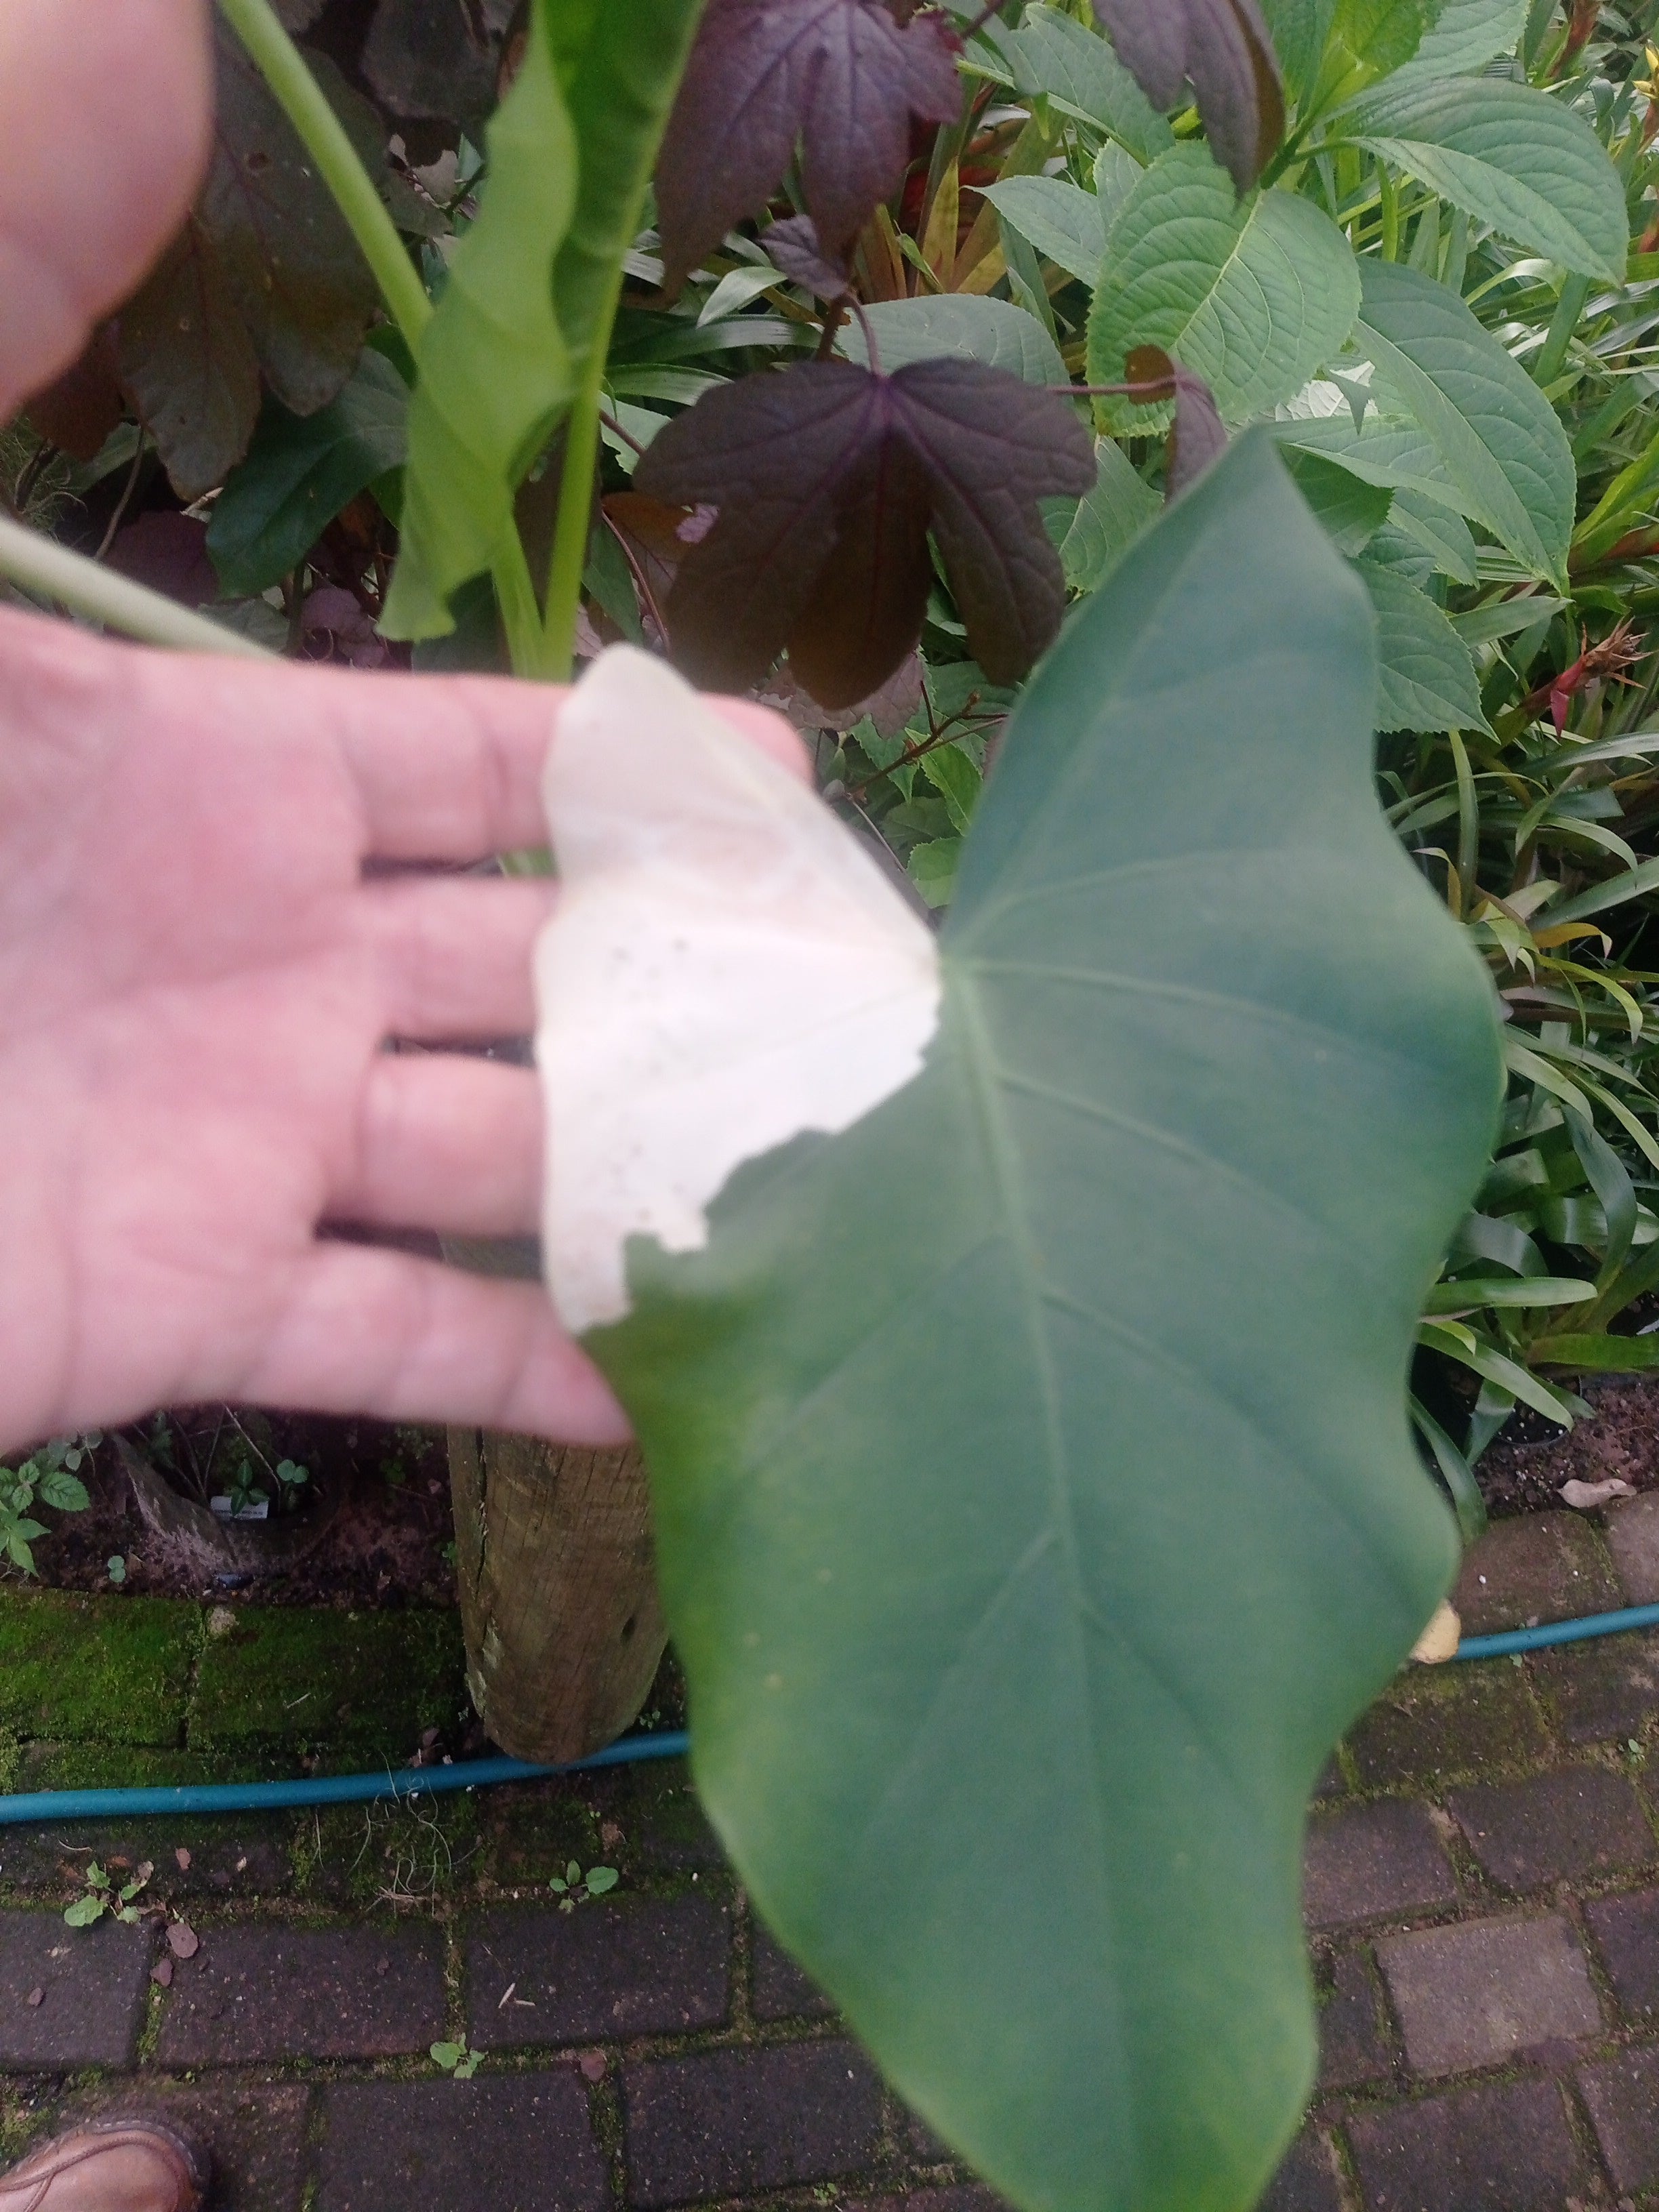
left=0, top=609, right=623, bottom=1454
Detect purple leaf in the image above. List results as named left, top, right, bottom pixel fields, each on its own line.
left=1122, top=345, right=1227, bottom=497
left=763, top=216, right=851, bottom=300
left=634, top=358, right=1094, bottom=707
left=106, top=514, right=219, bottom=609
left=655, top=0, right=963, bottom=295
left=1091, top=0, right=1284, bottom=192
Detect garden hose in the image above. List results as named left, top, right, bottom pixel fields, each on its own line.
left=6, top=1599, right=1659, bottom=1826
left=0, top=1729, right=690, bottom=1826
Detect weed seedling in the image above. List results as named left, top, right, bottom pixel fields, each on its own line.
left=549, top=1862, right=619, bottom=1912
left=430, top=2036, right=480, bottom=2079
left=64, top=1860, right=151, bottom=1928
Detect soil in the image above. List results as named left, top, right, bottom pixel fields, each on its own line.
left=8, top=1411, right=458, bottom=1607
left=1478, top=1370, right=1659, bottom=1516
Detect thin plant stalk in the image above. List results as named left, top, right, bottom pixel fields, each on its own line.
left=0, top=512, right=273, bottom=658
left=542, top=283, right=633, bottom=680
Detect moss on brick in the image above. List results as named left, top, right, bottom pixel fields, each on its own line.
left=0, top=1591, right=198, bottom=1744
left=189, top=1606, right=466, bottom=1754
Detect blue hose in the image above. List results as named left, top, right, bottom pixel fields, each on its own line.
left=5, top=1597, right=1659, bottom=1826
left=1452, top=1601, right=1659, bottom=1661
left=0, top=1729, right=690, bottom=1826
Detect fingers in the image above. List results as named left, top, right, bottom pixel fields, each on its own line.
left=358, top=875, right=554, bottom=1039
left=332, top=1054, right=542, bottom=1237
left=241, top=1242, right=632, bottom=1444
left=0, top=0, right=211, bottom=416
left=333, top=670, right=814, bottom=861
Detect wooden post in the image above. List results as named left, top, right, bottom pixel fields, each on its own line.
left=447, top=1427, right=668, bottom=1763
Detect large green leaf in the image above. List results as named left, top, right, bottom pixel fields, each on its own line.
left=590, top=436, right=1500, bottom=2212
left=970, top=5, right=1174, bottom=159
left=1353, top=556, right=1488, bottom=729
left=382, top=0, right=703, bottom=639
left=207, top=348, right=408, bottom=598
left=979, top=177, right=1108, bottom=287
left=839, top=295, right=1069, bottom=385
left=1086, top=146, right=1361, bottom=428
left=1275, top=406, right=1479, bottom=517
left=1337, top=79, right=1628, bottom=279
left=1355, top=259, right=1575, bottom=586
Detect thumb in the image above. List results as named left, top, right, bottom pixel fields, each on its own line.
left=0, top=0, right=212, bottom=420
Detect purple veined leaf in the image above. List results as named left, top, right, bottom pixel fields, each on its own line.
left=763, top=216, right=852, bottom=300
left=1122, top=346, right=1228, bottom=497
left=758, top=649, right=926, bottom=735
left=1091, top=0, right=1284, bottom=192
left=654, top=0, right=964, bottom=295
left=634, top=358, right=1094, bottom=708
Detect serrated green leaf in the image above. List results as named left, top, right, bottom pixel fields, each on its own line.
left=1326, top=0, right=1441, bottom=87
left=36, top=1469, right=91, bottom=1514
left=1387, top=486, right=1479, bottom=582
left=209, top=350, right=408, bottom=598
left=920, top=747, right=983, bottom=836
left=838, top=296, right=1068, bottom=386
left=1061, top=436, right=1160, bottom=591
left=1086, top=147, right=1361, bottom=428
left=1355, top=260, right=1574, bottom=586
left=1387, top=0, right=1528, bottom=84
left=1274, top=407, right=1476, bottom=516
left=1353, top=557, right=1489, bottom=730
left=1338, top=79, right=1628, bottom=279
left=979, top=178, right=1107, bottom=287
left=973, top=5, right=1174, bottom=158
left=1284, top=448, right=1394, bottom=552
left=588, top=434, right=1500, bottom=2212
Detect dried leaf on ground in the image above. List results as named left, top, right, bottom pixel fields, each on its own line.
left=1559, top=1477, right=1637, bottom=1508
left=166, top=1921, right=201, bottom=1960
left=655, top=0, right=963, bottom=292
left=635, top=358, right=1094, bottom=705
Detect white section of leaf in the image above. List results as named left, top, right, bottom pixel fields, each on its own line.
left=536, top=647, right=943, bottom=1334
left=1559, top=1477, right=1636, bottom=1509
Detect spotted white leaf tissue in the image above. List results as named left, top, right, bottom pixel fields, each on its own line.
left=535, top=647, right=943, bottom=1335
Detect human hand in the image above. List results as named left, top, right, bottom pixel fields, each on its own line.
left=0, top=0, right=211, bottom=420
left=0, top=609, right=804, bottom=1456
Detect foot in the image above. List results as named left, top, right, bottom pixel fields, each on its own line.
left=0, top=2120, right=209, bottom=2212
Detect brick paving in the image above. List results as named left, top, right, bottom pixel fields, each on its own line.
left=8, top=1504, right=1659, bottom=2209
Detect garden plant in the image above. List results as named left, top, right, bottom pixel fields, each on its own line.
left=4, top=0, right=1659, bottom=2206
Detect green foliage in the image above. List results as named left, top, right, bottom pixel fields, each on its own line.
left=382, top=0, right=704, bottom=650
left=1086, top=144, right=1361, bottom=429
left=1, top=1437, right=97, bottom=1576
left=208, top=348, right=408, bottom=597
left=592, top=438, right=1499, bottom=2212
left=430, top=2037, right=480, bottom=2079
left=1356, top=260, right=1577, bottom=586
left=1336, top=77, right=1629, bottom=276
left=64, top=1858, right=151, bottom=1929
left=548, top=1858, right=620, bottom=1908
